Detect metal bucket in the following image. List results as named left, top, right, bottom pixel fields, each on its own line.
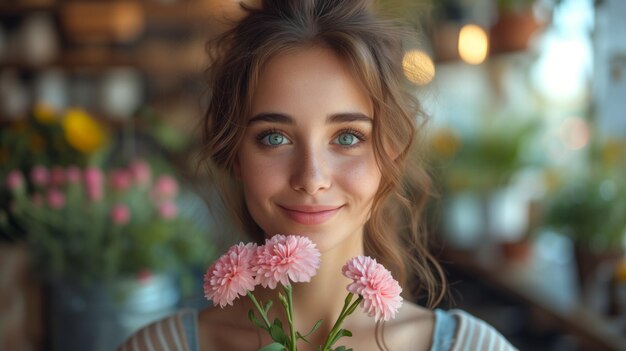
left=49, top=274, right=180, bottom=351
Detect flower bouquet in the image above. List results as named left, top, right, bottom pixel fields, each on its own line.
left=2, top=160, right=212, bottom=287
left=204, top=235, right=403, bottom=351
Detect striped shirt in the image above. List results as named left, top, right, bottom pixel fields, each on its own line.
left=117, top=308, right=518, bottom=351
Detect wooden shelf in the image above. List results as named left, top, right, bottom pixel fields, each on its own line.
left=0, top=1, right=211, bottom=23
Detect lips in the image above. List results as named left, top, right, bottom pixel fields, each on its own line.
left=278, top=204, right=343, bottom=225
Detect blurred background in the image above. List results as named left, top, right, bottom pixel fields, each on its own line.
left=0, top=0, right=624, bottom=350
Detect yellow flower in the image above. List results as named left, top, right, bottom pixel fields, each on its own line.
left=33, top=102, right=57, bottom=124
left=62, top=108, right=107, bottom=154
left=431, top=128, right=461, bottom=158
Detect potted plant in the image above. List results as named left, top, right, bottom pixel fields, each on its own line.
left=542, top=138, right=626, bottom=301
left=1, top=105, right=215, bottom=351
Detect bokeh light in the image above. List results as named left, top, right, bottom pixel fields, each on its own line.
left=402, top=49, right=435, bottom=85
left=458, top=24, right=489, bottom=65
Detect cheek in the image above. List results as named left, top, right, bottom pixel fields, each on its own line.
left=335, top=153, right=381, bottom=204
left=238, top=151, right=288, bottom=205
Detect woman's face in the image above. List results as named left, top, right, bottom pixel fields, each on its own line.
left=236, top=46, right=381, bottom=253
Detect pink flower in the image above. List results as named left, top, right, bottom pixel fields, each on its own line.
left=84, top=167, right=103, bottom=202
left=110, top=204, right=130, bottom=225
left=30, top=166, right=49, bottom=187
left=151, top=175, right=178, bottom=201
left=158, top=202, right=178, bottom=219
left=47, top=189, right=65, bottom=209
left=253, top=234, right=320, bottom=289
left=342, top=256, right=403, bottom=322
left=129, top=159, right=151, bottom=187
left=5, top=170, right=25, bottom=192
left=50, top=166, right=65, bottom=186
left=109, top=169, right=132, bottom=192
left=65, top=166, right=82, bottom=184
left=204, top=243, right=257, bottom=307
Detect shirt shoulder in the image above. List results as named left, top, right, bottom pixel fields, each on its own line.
left=116, top=308, right=199, bottom=351
left=448, top=309, right=519, bottom=351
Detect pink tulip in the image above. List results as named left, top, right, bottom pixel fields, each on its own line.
left=84, top=167, right=103, bottom=202
left=152, top=175, right=179, bottom=201
left=65, top=166, right=82, bottom=184
left=47, top=189, right=65, bottom=209
left=30, top=166, right=49, bottom=187
left=158, top=202, right=178, bottom=219
left=109, top=169, right=132, bottom=192
left=5, top=170, right=25, bottom=192
left=129, top=159, right=151, bottom=187
left=110, top=204, right=130, bottom=225
left=50, top=166, right=66, bottom=186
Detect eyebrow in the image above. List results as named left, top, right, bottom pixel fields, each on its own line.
left=248, top=112, right=372, bottom=125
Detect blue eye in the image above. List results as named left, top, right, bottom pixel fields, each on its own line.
left=259, top=131, right=289, bottom=146
left=334, top=130, right=364, bottom=147
left=337, top=133, right=356, bottom=146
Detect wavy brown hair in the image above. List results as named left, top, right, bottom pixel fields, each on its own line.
left=196, top=0, right=446, bottom=310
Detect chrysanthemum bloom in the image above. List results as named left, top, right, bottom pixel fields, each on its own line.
left=30, top=166, right=49, bottom=187
left=151, top=175, right=178, bottom=202
left=47, top=189, right=65, bottom=210
left=204, top=243, right=257, bottom=307
left=110, top=203, right=130, bottom=225
left=342, top=256, right=403, bottom=322
left=109, top=169, right=132, bottom=193
left=84, top=167, right=103, bottom=202
left=253, top=235, right=321, bottom=289
left=5, top=170, right=25, bottom=192
left=158, top=202, right=177, bottom=219
left=129, top=159, right=151, bottom=187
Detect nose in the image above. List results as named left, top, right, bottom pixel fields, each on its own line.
left=290, top=146, right=331, bottom=195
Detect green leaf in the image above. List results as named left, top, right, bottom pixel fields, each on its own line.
left=258, top=342, right=286, bottom=351
left=269, top=319, right=287, bottom=344
left=264, top=300, right=273, bottom=313
left=295, top=331, right=311, bottom=344
left=302, top=319, right=323, bottom=338
left=248, top=309, right=267, bottom=330
left=329, top=329, right=353, bottom=348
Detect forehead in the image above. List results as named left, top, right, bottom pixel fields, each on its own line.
left=249, top=46, right=374, bottom=120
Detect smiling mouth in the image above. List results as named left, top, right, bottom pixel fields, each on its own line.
left=278, top=205, right=343, bottom=225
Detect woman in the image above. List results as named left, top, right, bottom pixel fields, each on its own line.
left=119, top=0, right=517, bottom=350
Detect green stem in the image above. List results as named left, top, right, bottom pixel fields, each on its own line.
left=247, top=291, right=272, bottom=329
left=285, top=285, right=297, bottom=351
left=320, top=294, right=363, bottom=351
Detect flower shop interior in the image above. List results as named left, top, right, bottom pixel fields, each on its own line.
left=1, top=0, right=625, bottom=350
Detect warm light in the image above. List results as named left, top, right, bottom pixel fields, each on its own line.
left=559, top=117, right=589, bottom=150
left=402, top=49, right=435, bottom=85
left=458, top=24, right=489, bottom=65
